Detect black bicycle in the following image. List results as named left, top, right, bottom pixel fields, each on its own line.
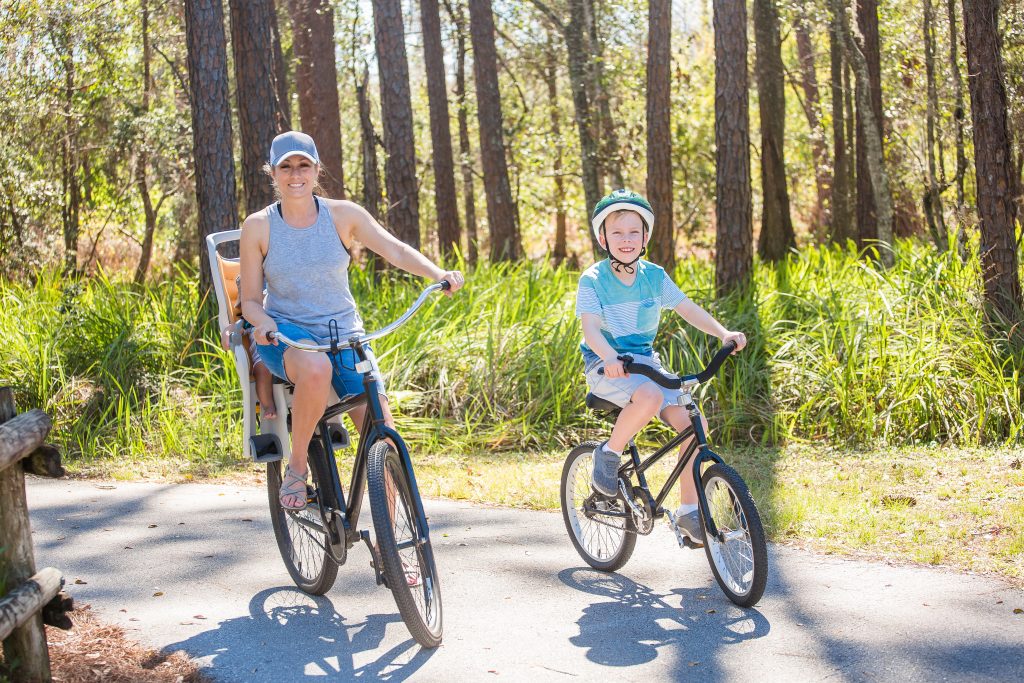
left=250, top=282, right=447, bottom=648
left=560, top=342, right=768, bottom=607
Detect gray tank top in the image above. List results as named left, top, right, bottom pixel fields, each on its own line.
left=262, top=197, right=364, bottom=341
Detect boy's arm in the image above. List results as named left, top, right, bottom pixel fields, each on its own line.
left=581, top=313, right=628, bottom=378
left=673, top=299, right=747, bottom=352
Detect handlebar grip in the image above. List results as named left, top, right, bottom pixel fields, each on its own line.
left=266, top=331, right=276, bottom=340
left=694, top=341, right=737, bottom=383
left=439, top=279, right=452, bottom=291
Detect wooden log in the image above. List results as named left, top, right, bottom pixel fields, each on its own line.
left=0, top=387, right=52, bottom=682
left=0, top=568, right=63, bottom=642
left=0, top=409, right=52, bottom=474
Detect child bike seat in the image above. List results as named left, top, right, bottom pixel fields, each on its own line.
left=586, top=393, right=622, bottom=419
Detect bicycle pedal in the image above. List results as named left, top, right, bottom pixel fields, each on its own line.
left=666, top=511, right=698, bottom=550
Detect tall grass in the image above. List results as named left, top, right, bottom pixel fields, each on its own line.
left=0, top=239, right=1020, bottom=468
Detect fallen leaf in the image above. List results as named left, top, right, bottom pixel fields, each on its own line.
left=688, top=661, right=701, bottom=666
left=124, top=546, right=133, bottom=550
left=148, top=524, right=158, bottom=529
left=74, top=579, right=87, bottom=585
left=1014, top=608, right=1023, bottom=615
left=241, top=518, right=253, bottom=522
left=180, top=621, right=194, bottom=625
left=95, top=484, right=116, bottom=490
left=178, top=522, right=185, bottom=525
left=193, top=614, right=207, bottom=619
left=129, top=617, right=140, bottom=622
left=119, top=609, right=127, bottom=612
left=705, top=609, right=716, bottom=614
left=153, top=591, right=164, bottom=597
left=102, top=528, right=112, bottom=531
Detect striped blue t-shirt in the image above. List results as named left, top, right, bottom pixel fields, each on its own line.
left=575, top=259, right=688, bottom=367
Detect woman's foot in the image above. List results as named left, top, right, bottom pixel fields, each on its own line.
left=279, top=464, right=308, bottom=510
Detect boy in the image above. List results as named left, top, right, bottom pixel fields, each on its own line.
left=575, top=189, right=746, bottom=546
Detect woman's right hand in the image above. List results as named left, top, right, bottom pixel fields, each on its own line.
left=254, top=321, right=279, bottom=345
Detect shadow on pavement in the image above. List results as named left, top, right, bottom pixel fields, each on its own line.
left=559, top=567, right=770, bottom=680
left=163, top=587, right=435, bottom=681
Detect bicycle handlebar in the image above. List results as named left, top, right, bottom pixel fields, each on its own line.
left=597, top=341, right=738, bottom=389
left=267, top=280, right=450, bottom=352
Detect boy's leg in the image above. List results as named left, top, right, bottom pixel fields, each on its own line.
left=661, top=404, right=710, bottom=545
left=592, top=383, right=663, bottom=496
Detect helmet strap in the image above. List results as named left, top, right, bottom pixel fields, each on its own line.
left=601, top=221, right=649, bottom=275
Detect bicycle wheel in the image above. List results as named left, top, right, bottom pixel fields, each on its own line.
left=267, top=442, right=339, bottom=595
left=367, top=440, right=443, bottom=648
left=700, top=462, right=768, bottom=607
left=560, top=441, right=637, bottom=572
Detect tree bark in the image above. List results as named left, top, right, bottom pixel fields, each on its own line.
left=795, top=11, right=833, bottom=237
left=373, top=0, right=421, bottom=248
left=545, top=30, right=568, bottom=265
left=646, top=0, right=674, bottom=273
left=842, top=0, right=894, bottom=266
left=753, top=0, right=795, bottom=261
left=946, top=0, right=968, bottom=251
left=714, top=0, right=753, bottom=295
left=135, top=0, right=157, bottom=285
left=962, top=0, right=1022, bottom=321
left=854, top=0, right=885, bottom=248
left=287, top=0, right=345, bottom=199
left=184, top=0, right=239, bottom=301
left=923, top=0, right=948, bottom=251
left=468, top=0, right=520, bottom=260
left=356, top=66, right=382, bottom=223
left=269, top=0, right=291, bottom=131
left=420, top=0, right=462, bottom=258
left=52, top=16, right=80, bottom=275
left=830, top=0, right=854, bottom=244
left=586, top=0, right=623, bottom=190
left=230, top=0, right=279, bottom=215
left=446, top=0, right=479, bottom=265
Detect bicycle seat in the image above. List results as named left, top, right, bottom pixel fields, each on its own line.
left=586, top=393, right=622, bottom=419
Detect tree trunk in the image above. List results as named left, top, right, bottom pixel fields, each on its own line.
left=586, top=0, right=623, bottom=190
left=829, top=0, right=854, bottom=244
left=447, top=0, right=479, bottom=265
left=842, top=0, right=894, bottom=266
left=646, top=0, right=674, bottom=273
left=230, top=0, right=278, bottom=215
left=947, top=0, right=968, bottom=253
left=420, top=0, right=461, bottom=259
left=135, top=0, right=157, bottom=285
left=962, top=0, right=1022, bottom=321
left=795, top=11, right=832, bottom=237
left=923, top=0, right=948, bottom=251
left=269, top=0, right=291, bottom=131
left=184, top=0, right=238, bottom=301
left=54, top=17, right=79, bottom=275
left=468, top=0, right=520, bottom=260
left=356, top=66, right=382, bottom=223
left=373, top=0, right=420, bottom=248
left=753, top=0, right=795, bottom=262
left=714, top=0, right=753, bottom=295
left=287, top=0, right=345, bottom=199
left=545, top=31, right=568, bottom=266
left=853, top=0, right=885, bottom=248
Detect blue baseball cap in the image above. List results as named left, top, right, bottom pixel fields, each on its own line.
left=269, top=131, right=320, bottom=167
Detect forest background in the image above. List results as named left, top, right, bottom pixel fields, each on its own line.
left=1, top=0, right=1022, bottom=578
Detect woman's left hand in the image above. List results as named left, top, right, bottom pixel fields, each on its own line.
left=439, top=270, right=465, bottom=295
left=722, top=330, right=747, bottom=353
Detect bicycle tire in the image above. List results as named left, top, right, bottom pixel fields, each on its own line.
left=367, top=440, right=443, bottom=648
left=700, top=462, right=768, bottom=607
left=267, top=442, right=339, bottom=595
left=560, top=441, right=637, bottom=571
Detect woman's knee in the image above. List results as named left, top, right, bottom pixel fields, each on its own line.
left=286, top=351, right=332, bottom=386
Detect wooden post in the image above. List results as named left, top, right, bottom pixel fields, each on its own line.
left=0, top=387, right=52, bottom=682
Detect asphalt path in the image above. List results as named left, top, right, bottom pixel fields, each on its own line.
left=24, top=478, right=1024, bottom=682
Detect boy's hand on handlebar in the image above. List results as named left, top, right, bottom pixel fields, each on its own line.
left=721, top=330, right=747, bottom=353
left=438, top=270, right=465, bottom=296
left=254, top=322, right=279, bottom=345
left=602, top=357, right=627, bottom=379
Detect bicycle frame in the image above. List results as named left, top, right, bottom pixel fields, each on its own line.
left=615, top=396, right=725, bottom=539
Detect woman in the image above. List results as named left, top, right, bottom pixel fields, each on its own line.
left=240, top=131, right=464, bottom=510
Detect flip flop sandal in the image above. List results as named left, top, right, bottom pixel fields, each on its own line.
left=279, top=465, right=309, bottom=511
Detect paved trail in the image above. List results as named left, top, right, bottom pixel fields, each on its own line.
left=25, top=478, right=1024, bottom=682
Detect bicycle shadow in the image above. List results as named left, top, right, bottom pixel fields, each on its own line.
left=559, top=567, right=770, bottom=677
left=162, top=586, right=434, bottom=680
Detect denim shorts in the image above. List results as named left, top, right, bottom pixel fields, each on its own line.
left=254, top=321, right=387, bottom=399
left=584, top=352, right=682, bottom=413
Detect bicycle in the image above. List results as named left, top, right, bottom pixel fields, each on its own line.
left=560, top=342, right=769, bottom=607
left=251, top=282, right=448, bottom=648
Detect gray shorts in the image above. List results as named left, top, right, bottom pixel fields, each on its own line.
left=584, top=353, right=683, bottom=413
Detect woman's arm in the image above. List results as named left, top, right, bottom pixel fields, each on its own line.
left=673, top=299, right=747, bottom=352
left=331, top=200, right=464, bottom=292
left=239, top=214, right=278, bottom=344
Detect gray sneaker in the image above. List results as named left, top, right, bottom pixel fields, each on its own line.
left=590, top=443, right=620, bottom=497
left=675, top=509, right=706, bottom=546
